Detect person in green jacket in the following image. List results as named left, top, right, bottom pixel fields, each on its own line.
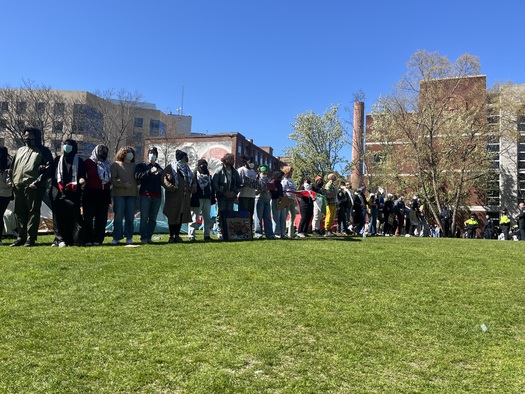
left=7, top=127, right=53, bottom=247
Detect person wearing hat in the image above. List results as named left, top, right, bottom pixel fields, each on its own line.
left=253, top=164, right=275, bottom=239
left=162, top=149, right=195, bottom=243
left=188, top=158, right=215, bottom=241
left=499, top=208, right=511, bottom=240
left=135, top=146, right=163, bottom=244
left=464, top=213, right=479, bottom=239
left=310, top=175, right=325, bottom=236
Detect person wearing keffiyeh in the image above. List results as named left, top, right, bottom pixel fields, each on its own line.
left=83, top=144, right=112, bottom=246
left=50, top=139, right=86, bottom=247
left=162, top=149, right=195, bottom=243
left=188, top=159, right=215, bottom=241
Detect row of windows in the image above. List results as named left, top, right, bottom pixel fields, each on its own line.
left=236, top=142, right=276, bottom=169
left=134, top=117, right=165, bottom=137
left=1, top=101, right=66, bottom=115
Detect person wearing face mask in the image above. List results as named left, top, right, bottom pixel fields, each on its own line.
left=253, top=164, right=275, bottom=239
left=110, top=146, right=138, bottom=245
left=296, top=176, right=314, bottom=238
left=83, top=144, right=112, bottom=246
left=7, top=127, right=53, bottom=247
left=135, top=147, right=163, bottom=244
left=0, top=146, right=13, bottom=245
left=237, top=156, right=257, bottom=231
left=49, top=139, right=86, bottom=247
left=188, top=159, right=215, bottom=241
left=212, top=153, right=241, bottom=240
left=162, top=149, right=195, bottom=243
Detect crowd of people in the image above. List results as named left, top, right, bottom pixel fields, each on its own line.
left=2, top=127, right=525, bottom=246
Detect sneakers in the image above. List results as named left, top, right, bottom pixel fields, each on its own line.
left=297, top=233, right=306, bottom=238
left=126, top=239, right=133, bottom=245
left=58, top=241, right=66, bottom=248
left=110, top=239, right=121, bottom=245
left=93, top=242, right=100, bottom=246
left=217, top=233, right=223, bottom=241
left=204, top=236, right=212, bottom=242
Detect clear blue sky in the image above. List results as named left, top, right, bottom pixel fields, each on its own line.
left=2, top=0, right=524, bottom=157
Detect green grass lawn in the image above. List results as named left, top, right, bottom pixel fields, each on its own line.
left=1, top=235, right=525, bottom=393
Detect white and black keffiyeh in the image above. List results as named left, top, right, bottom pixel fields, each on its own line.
left=90, top=146, right=111, bottom=185
left=170, top=159, right=193, bottom=188
left=57, top=154, right=79, bottom=185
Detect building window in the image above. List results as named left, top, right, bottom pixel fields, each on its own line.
left=135, top=146, right=142, bottom=159
left=54, top=102, right=65, bottom=116
left=150, top=119, right=160, bottom=136
left=15, top=120, right=25, bottom=132
left=133, top=132, right=143, bottom=144
left=16, top=101, right=27, bottom=114
left=36, top=102, right=46, bottom=113
left=53, top=122, right=63, bottom=133
left=0, top=119, right=6, bottom=130
left=1, top=102, right=8, bottom=112
left=134, top=117, right=143, bottom=128
left=518, top=106, right=525, bottom=132
left=485, top=171, right=500, bottom=206
left=237, top=143, right=242, bottom=155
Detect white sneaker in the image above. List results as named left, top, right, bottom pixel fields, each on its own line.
left=297, top=233, right=306, bottom=238
left=217, top=233, right=223, bottom=241
left=58, top=241, right=66, bottom=248
left=110, top=239, right=121, bottom=245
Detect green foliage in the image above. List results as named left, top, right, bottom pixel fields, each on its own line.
left=285, top=104, right=349, bottom=182
left=1, top=235, right=525, bottom=393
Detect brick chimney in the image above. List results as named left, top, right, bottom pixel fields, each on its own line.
left=351, top=101, right=364, bottom=190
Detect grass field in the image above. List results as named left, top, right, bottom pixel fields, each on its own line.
left=1, top=234, right=525, bottom=393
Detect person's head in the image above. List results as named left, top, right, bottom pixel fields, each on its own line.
left=520, top=202, right=525, bottom=209
left=339, top=181, right=346, bottom=189
left=115, top=146, right=135, bottom=163
left=259, top=164, right=269, bottom=175
left=282, top=166, right=293, bottom=178
left=315, top=175, right=323, bottom=185
left=328, top=173, right=336, bottom=182
left=400, top=195, right=405, bottom=201
left=62, top=139, right=78, bottom=156
left=502, top=208, right=508, bottom=215
left=94, top=145, right=109, bottom=162
left=486, top=214, right=490, bottom=219
left=470, top=213, right=476, bottom=219
left=221, top=153, right=235, bottom=168
left=197, top=158, right=209, bottom=174
left=175, top=149, right=188, bottom=163
left=272, top=170, right=283, bottom=181
left=148, top=147, right=158, bottom=163
left=242, top=156, right=254, bottom=169
left=303, top=176, right=311, bottom=184
left=23, top=127, right=40, bottom=148
left=387, top=193, right=393, bottom=200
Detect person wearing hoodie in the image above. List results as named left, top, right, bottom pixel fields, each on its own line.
left=50, top=139, right=86, bottom=247
left=83, top=144, right=112, bottom=246
left=135, top=147, right=163, bottom=244
left=8, top=127, right=53, bottom=247
left=0, top=146, right=13, bottom=245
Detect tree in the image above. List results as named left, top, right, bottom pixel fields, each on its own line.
left=0, top=80, right=77, bottom=154
left=86, top=88, right=146, bottom=155
left=285, top=104, right=349, bottom=182
left=366, top=50, right=517, bottom=234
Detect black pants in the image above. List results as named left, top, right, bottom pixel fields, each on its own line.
left=298, top=199, right=313, bottom=234
left=83, top=188, right=111, bottom=244
left=52, top=192, right=85, bottom=245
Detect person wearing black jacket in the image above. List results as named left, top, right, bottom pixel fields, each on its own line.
left=8, top=127, right=53, bottom=247
left=135, top=147, right=163, bottom=244
left=189, top=159, right=215, bottom=241
left=482, top=214, right=494, bottom=240
left=50, top=139, right=86, bottom=247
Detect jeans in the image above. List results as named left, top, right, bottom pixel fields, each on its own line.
left=216, top=198, right=235, bottom=234
left=271, top=199, right=286, bottom=237
left=369, top=208, right=378, bottom=235
left=113, top=195, right=136, bottom=241
left=254, top=197, right=274, bottom=237
left=189, top=198, right=212, bottom=239
left=139, top=195, right=161, bottom=242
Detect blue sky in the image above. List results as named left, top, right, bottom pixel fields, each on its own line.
left=2, top=0, right=524, bottom=157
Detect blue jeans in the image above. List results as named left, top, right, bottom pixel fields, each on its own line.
left=271, top=199, right=286, bottom=237
left=254, top=197, right=274, bottom=237
left=369, top=208, right=378, bottom=235
left=113, top=195, right=136, bottom=241
left=139, top=195, right=161, bottom=242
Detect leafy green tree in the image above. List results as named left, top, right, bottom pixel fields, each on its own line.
left=285, top=104, right=349, bottom=182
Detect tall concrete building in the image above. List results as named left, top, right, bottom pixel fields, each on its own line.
left=0, top=89, right=192, bottom=158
